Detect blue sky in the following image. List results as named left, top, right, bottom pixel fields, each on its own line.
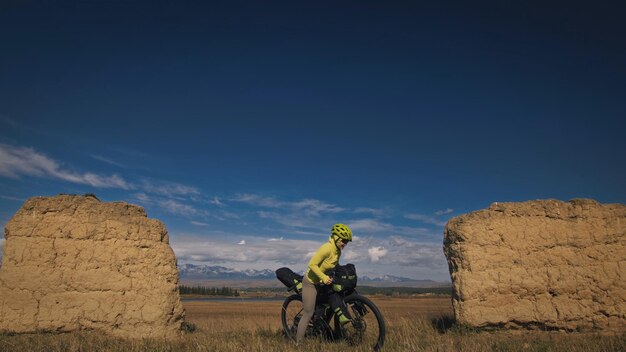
left=1, top=1, right=625, bottom=281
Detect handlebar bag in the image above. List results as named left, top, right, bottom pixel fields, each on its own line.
left=332, top=263, right=357, bottom=293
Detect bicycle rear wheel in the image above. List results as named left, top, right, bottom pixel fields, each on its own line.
left=343, top=294, right=386, bottom=351
left=281, top=294, right=303, bottom=342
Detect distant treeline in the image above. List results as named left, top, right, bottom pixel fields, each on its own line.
left=268, top=285, right=451, bottom=296
left=179, top=285, right=240, bottom=296
left=356, top=286, right=452, bottom=296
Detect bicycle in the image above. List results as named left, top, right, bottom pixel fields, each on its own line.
left=277, top=267, right=386, bottom=351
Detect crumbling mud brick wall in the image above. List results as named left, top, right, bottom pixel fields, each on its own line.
left=444, top=199, right=625, bottom=332
left=0, top=195, right=185, bottom=339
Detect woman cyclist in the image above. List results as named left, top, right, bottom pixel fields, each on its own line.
left=296, top=223, right=354, bottom=345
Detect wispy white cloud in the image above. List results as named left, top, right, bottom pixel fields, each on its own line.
left=435, top=208, right=454, bottom=216
left=231, top=193, right=439, bottom=242
left=257, top=210, right=315, bottom=228
left=191, top=221, right=209, bottom=227
left=233, top=193, right=343, bottom=215
left=0, top=144, right=133, bottom=189
left=167, top=194, right=451, bottom=279
left=159, top=199, right=201, bottom=217
left=231, top=194, right=283, bottom=208
left=354, top=207, right=389, bottom=218
left=0, top=195, right=25, bottom=202
left=90, top=154, right=125, bottom=168
left=256, top=211, right=339, bottom=232
left=171, top=235, right=322, bottom=266
left=347, top=218, right=432, bottom=237
left=230, top=192, right=452, bottom=237
left=348, top=219, right=394, bottom=233
left=293, top=229, right=326, bottom=237
left=133, top=193, right=206, bottom=218
left=291, top=199, right=344, bottom=216
left=171, top=233, right=447, bottom=277
left=216, top=211, right=240, bottom=220
left=211, top=197, right=224, bottom=206
left=1, top=143, right=203, bottom=202
left=343, top=235, right=446, bottom=269
left=140, top=180, right=200, bottom=198
left=405, top=213, right=448, bottom=227
left=134, top=193, right=150, bottom=203
left=233, top=197, right=440, bottom=254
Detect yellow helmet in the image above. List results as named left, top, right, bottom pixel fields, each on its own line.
left=331, top=223, right=352, bottom=242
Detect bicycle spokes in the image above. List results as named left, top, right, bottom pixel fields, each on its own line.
left=344, top=296, right=385, bottom=351
left=281, top=295, right=305, bottom=342
left=353, top=301, right=369, bottom=316
left=281, top=293, right=385, bottom=351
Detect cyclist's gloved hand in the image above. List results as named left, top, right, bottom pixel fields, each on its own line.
left=322, top=275, right=333, bottom=285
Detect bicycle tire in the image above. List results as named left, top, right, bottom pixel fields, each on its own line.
left=281, top=294, right=303, bottom=342
left=343, top=293, right=386, bottom=351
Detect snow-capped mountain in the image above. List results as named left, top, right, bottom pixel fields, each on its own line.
left=177, top=264, right=448, bottom=287
left=178, top=264, right=275, bottom=280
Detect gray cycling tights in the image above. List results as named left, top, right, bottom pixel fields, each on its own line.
left=296, top=278, right=318, bottom=344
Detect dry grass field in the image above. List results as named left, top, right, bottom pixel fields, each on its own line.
left=1, top=296, right=624, bottom=352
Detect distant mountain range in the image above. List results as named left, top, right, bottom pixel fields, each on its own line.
left=178, top=264, right=275, bottom=280
left=177, top=264, right=449, bottom=288
left=0, top=261, right=448, bottom=288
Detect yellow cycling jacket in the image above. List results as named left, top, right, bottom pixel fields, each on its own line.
left=305, top=239, right=340, bottom=285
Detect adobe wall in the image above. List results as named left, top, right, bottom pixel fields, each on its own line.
left=0, top=195, right=185, bottom=339
left=444, top=199, right=625, bottom=332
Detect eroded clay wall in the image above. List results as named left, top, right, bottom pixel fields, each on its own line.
left=0, top=195, right=185, bottom=339
left=444, top=199, right=625, bottom=332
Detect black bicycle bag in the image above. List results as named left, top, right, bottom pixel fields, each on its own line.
left=276, top=267, right=303, bottom=293
left=332, top=263, right=357, bottom=293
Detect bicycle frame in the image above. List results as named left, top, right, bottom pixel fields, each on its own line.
left=278, top=268, right=385, bottom=351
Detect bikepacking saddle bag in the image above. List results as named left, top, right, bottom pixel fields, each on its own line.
left=276, top=267, right=303, bottom=294
left=332, top=263, right=357, bottom=293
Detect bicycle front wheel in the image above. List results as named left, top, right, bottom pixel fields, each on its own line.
left=343, top=294, right=386, bottom=351
left=281, top=294, right=303, bottom=342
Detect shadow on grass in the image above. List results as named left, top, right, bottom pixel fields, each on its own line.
left=431, top=314, right=482, bottom=335
left=430, top=315, right=567, bottom=335
left=431, top=314, right=456, bottom=334
left=182, top=322, right=197, bottom=333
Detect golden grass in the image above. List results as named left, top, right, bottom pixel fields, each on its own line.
left=1, top=296, right=624, bottom=352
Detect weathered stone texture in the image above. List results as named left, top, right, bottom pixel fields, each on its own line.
left=0, top=195, right=185, bottom=338
left=444, top=199, right=625, bottom=332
